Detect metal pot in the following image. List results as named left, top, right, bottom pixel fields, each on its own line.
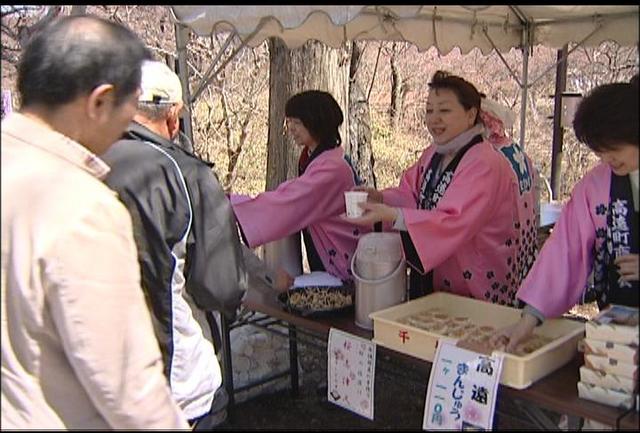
left=354, top=232, right=403, bottom=280
left=352, top=254, right=406, bottom=330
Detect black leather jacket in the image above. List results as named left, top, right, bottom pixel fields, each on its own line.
left=102, top=122, right=248, bottom=373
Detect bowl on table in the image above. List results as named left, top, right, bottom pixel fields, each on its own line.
left=277, top=285, right=354, bottom=318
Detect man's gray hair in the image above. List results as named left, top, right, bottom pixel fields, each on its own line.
left=137, top=101, right=173, bottom=121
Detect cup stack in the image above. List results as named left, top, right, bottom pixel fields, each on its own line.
left=577, top=305, right=638, bottom=410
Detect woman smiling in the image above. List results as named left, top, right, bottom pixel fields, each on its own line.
left=348, top=70, right=538, bottom=305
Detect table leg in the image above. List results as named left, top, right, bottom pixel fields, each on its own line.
left=220, top=315, right=235, bottom=408
left=566, top=415, right=583, bottom=430
left=288, top=323, right=299, bottom=396
left=514, top=399, right=562, bottom=430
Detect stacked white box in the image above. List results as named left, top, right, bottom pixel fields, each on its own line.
left=578, top=305, right=639, bottom=410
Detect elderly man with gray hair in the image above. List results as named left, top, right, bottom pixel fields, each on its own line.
left=102, top=60, right=248, bottom=429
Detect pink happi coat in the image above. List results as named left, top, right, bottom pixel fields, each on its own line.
left=517, top=163, right=614, bottom=318
left=231, top=147, right=365, bottom=281
left=382, top=137, right=538, bottom=305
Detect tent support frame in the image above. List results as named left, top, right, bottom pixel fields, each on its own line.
left=189, top=30, right=238, bottom=104
left=174, top=5, right=632, bottom=181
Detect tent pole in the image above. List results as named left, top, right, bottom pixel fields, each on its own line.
left=190, top=31, right=237, bottom=104
left=519, top=45, right=529, bottom=150
left=527, top=24, right=602, bottom=89
left=175, top=23, right=195, bottom=149
left=481, top=27, right=522, bottom=87
left=510, top=5, right=530, bottom=150
left=550, top=45, right=568, bottom=201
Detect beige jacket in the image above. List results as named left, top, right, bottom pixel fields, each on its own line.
left=1, top=113, right=189, bottom=429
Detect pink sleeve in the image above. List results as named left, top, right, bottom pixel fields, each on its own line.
left=229, top=193, right=252, bottom=205
left=231, top=161, right=352, bottom=247
left=517, top=177, right=598, bottom=318
left=402, top=153, right=505, bottom=271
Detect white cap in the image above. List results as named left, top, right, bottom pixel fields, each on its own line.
left=138, top=60, right=183, bottom=104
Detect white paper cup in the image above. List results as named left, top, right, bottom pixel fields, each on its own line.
left=345, top=191, right=368, bottom=218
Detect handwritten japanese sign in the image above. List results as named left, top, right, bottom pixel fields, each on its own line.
left=423, top=340, right=504, bottom=430
left=327, top=328, right=376, bottom=420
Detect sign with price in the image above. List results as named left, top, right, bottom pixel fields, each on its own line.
left=327, top=328, right=376, bottom=420
left=423, top=340, right=504, bottom=430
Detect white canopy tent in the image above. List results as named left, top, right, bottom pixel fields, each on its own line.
left=170, top=5, right=638, bottom=151
left=171, top=5, right=638, bottom=52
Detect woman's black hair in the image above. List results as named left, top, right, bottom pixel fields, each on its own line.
left=285, top=90, right=344, bottom=156
left=427, top=70, right=482, bottom=124
left=572, top=77, right=639, bottom=152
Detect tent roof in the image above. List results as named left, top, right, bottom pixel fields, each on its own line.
left=170, top=5, right=639, bottom=54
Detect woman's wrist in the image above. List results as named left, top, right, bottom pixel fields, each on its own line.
left=522, top=304, right=545, bottom=326
left=521, top=311, right=541, bottom=329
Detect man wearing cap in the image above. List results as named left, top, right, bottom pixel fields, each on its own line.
left=102, top=60, right=248, bottom=428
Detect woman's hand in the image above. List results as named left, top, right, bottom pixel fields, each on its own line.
left=615, top=254, right=639, bottom=282
left=343, top=202, right=399, bottom=226
left=489, top=313, right=538, bottom=353
left=352, top=186, right=383, bottom=203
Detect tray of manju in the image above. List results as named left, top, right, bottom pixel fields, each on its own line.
left=370, top=292, right=585, bottom=389
left=400, top=310, right=554, bottom=356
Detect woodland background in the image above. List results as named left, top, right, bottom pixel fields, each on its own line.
left=2, top=5, right=639, bottom=202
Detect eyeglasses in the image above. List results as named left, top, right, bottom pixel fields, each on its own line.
left=283, top=118, right=304, bottom=131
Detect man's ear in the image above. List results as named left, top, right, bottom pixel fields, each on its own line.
left=86, top=84, right=116, bottom=121
left=167, top=103, right=183, bottom=139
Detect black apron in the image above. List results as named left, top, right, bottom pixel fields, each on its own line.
left=603, top=173, right=639, bottom=307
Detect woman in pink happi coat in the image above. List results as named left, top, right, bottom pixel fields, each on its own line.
left=231, top=90, right=365, bottom=283
left=494, top=76, right=639, bottom=352
left=349, top=71, right=538, bottom=305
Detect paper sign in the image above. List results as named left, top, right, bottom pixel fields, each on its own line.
left=327, top=328, right=376, bottom=420
left=423, top=340, right=504, bottom=430
left=294, top=271, right=343, bottom=288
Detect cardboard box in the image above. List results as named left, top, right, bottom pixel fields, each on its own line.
left=584, top=353, right=638, bottom=380
left=577, top=381, right=635, bottom=410
left=582, top=337, right=638, bottom=365
left=586, top=305, right=639, bottom=346
left=369, top=292, right=585, bottom=389
left=580, top=365, right=638, bottom=394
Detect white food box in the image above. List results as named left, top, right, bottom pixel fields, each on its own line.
left=369, top=292, right=585, bottom=389
left=584, top=353, right=638, bottom=380
left=579, top=365, right=638, bottom=394
left=585, top=305, right=639, bottom=346
left=577, top=381, right=635, bottom=410
left=582, top=337, right=638, bottom=365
